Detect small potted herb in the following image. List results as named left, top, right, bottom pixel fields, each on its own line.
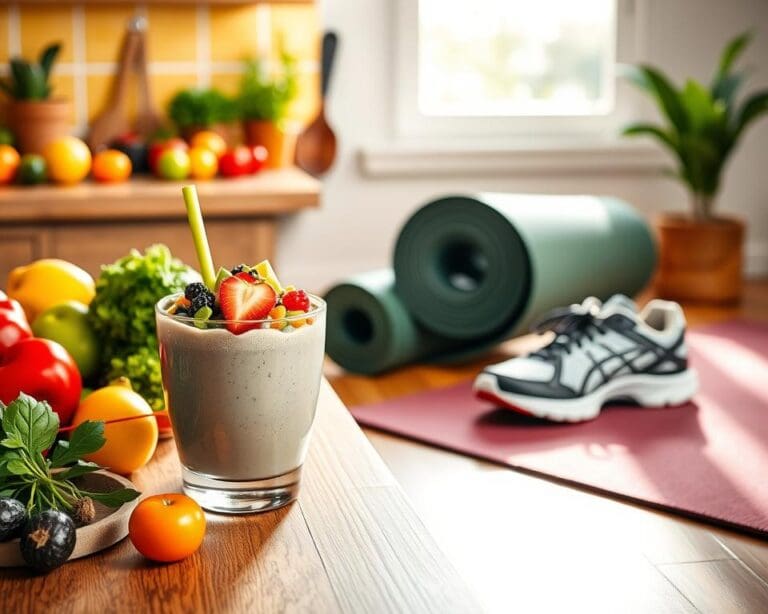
left=0, top=43, right=71, bottom=154
left=167, top=88, right=240, bottom=144
left=622, top=32, right=768, bottom=303
left=238, top=50, right=299, bottom=168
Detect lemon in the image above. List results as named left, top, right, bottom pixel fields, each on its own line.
left=7, top=259, right=95, bottom=322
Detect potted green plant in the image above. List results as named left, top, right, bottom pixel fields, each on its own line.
left=167, top=88, right=240, bottom=144
left=238, top=51, right=299, bottom=168
left=622, top=32, right=768, bottom=303
left=0, top=43, right=71, bottom=154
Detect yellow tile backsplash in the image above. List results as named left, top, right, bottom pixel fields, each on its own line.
left=210, top=6, right=263, bottom=63
left=1, top=3, right=320, bottom=133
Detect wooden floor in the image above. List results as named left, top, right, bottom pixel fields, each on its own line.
left=326, top=281, right=768, bottom=614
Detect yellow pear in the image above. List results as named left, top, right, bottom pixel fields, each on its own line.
left=7, top=259, right=95, bottom=322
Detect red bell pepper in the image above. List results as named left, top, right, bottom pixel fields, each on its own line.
left=0, top=338, right=82, bottom=425
left=0, top=289, right=32, bottom=359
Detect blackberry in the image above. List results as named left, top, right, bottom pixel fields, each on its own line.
left=184, top=282, right=209, bottom=302
left=230, top=264, right=248, bottom=275
left=190, top=293, right=215, bottom=315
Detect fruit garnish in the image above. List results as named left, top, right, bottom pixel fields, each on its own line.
left=283, top=289, right=310, bottom=312
left=214, top=267, right=232, bottom=292
left=286, top=309, right=307, bottom=328
left=182, top=186, right=216, bottom=290
left=234, top=271, right=258, bottom=283
left=218, top=275, right=277, bottom=334
left=254, top=259, right=283, bottom=295
left=193, top=305, right=213, bottom=329
left=269, top=305, right=288, bottom=330
left=283, top=284, right=296, bottom=293
left=168, top=295, right=191, bottom=315
left=184, top=281, right=215, bottom=314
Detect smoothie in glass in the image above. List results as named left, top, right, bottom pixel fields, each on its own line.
left=156, top=296, right=326, bottom=513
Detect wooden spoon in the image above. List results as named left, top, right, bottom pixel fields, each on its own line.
left=295, top=31, right=339, bottom=177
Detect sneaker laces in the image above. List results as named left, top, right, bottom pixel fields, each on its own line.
left=530, top=299, right=607, bottom=359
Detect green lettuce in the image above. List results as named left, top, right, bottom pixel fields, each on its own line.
left=89, top=244, right=197, bottom=409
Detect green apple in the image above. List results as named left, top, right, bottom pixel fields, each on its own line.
left=32, top=300, right=101, bottom=380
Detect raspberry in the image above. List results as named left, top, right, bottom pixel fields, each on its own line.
left=282, top=289, right=310, bottom=312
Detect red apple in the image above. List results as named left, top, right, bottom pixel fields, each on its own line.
left=149, top=138, right=188, bottom=175
left=249, top=146, right=268, bottom=174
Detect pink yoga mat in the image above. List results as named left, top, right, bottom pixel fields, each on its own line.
left=350, top=321, right=768, bottom=536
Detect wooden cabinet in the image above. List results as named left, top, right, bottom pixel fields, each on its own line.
left=0, top=170, right=319, bottom=280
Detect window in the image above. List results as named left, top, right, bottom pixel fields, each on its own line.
left=395, top=0, right=641, bottom=140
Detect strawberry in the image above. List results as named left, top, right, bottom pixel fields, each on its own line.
left=218, top=275, right=277, bottom=334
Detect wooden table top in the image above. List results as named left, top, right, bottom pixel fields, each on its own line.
left=0, top=168, right=320, bottom=223
left=0, top=380, right=479, bottom=613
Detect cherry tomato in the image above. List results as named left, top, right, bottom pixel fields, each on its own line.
left=0, top=145, right=20, bottom=184
left=129, top=494, right=206, bottom=562
left=218, top=146, right=253, bottom=178
left=249, top=146, right=268, bottom=174
left=190, top=130, right=227, bottom=158
left=92, top=149, right=132, bottom=183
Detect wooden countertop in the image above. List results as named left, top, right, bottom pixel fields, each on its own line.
left=0, top=168, right=320, bottom=223
left=0, top=380, right=479, bottom=613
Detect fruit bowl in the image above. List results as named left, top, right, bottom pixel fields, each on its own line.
left=0, top=470, right=139, bottom=567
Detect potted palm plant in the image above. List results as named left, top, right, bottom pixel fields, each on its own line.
left=167, top=87, right=241, bottom=145
left=623, top=32, right=768, bottom=303
left=238, top=51, right=299, bottom=169
left=0, top=43, right=71, bottom=154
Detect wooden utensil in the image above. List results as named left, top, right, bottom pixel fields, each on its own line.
left=295, top=31, right=339, bottom=177
left=87, top=17, right=161, bottom=151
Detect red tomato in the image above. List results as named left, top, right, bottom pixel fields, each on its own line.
left=218, top=146, right=253, bottom=178
left=149, top=138, right=188, bottom=175
left=249, top=146, right=268, bottom=174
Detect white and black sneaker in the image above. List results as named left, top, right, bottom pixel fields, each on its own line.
left=473, top=295, right=699, bottom=422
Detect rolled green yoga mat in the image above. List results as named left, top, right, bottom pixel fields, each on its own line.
left=325, top=194, right=656, bottom=374
left=324, top=269, right=463, bottom=375
left=395, top=193, right=656, bottom=340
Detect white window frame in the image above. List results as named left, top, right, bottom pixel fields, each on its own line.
left=394, top=0, right=647, bottom=143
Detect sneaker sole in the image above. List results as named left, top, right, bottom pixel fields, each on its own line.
left=473, top=369, right=699, bottom=423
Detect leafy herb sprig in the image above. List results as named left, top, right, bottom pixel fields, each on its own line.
left=0, top=394, right=140, bottom=514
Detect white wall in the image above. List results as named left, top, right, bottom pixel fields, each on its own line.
left=277, top=0, right=768, bottom=292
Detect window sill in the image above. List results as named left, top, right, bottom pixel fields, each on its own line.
left=358, top=141, right=668, bottom=178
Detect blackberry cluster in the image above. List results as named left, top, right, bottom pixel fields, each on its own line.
left=184, top=282, right=215, bottom=315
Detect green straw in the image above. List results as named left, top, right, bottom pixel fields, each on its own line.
left=182, top=185, right=216, bottom=290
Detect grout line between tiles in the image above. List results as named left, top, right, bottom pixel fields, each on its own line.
left=71, top=4, right=87, bottom=135
left=196, top=4, right=211, bottom=88
left=8, top=4, right=19, bottom=55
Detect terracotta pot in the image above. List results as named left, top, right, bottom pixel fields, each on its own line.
left=181, top=122, right=241, bottom=147
left=655, top=214, right=744, bottom=304
left=243, top=120, right=296, bottom=169
left=6, top=99, right=71, bottom=154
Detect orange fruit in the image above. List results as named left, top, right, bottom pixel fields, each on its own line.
left=0, top=145, right=20, bottom=184
left=72, top=382, right=158, bottom=474
left=190, top=130, right=227, bottom=157
left=92, top=149, right=132, bottom=183
left=189, top=146, right=218, bottom=180
left=129, top=494, right=206, bottom=562
left=43, top=136, right=92, bottom=185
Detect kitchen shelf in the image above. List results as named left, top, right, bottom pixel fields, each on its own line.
left=0, top=168, right=320, bottom=278
left=0, top=168, right=320, bottom=223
